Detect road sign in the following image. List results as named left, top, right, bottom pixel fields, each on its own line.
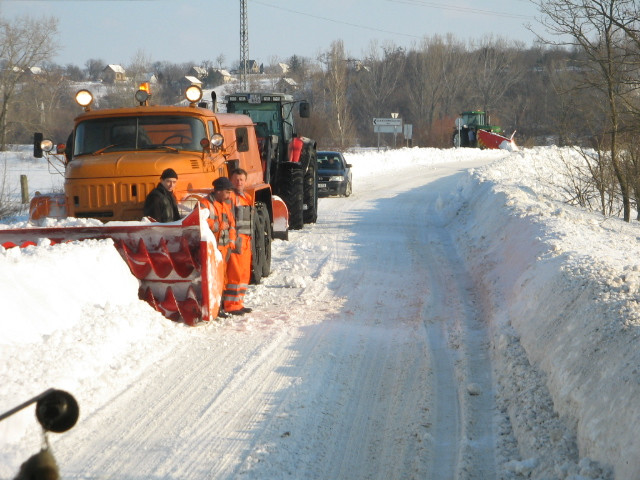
left=373, top=117, right=402, bottom=127
left=374, top=125, right=401, bottom=133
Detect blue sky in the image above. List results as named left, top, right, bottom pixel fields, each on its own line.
left=0, top=0, right=541, bottom=68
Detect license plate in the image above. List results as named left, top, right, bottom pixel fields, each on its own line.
left=318, top=183, right=327, bottom=188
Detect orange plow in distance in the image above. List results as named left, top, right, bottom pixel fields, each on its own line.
left=0, top=206, right=224, bottom=325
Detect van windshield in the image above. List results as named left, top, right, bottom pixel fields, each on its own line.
left=74, top=116, right=207, bottom=156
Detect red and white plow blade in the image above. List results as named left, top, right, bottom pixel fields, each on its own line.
left=477, top=129, right=518, bottom=151
left=0, top=206, right=224, bottom=325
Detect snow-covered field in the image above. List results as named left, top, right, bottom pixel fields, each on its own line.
left=1, top=145, right=637, bottom=479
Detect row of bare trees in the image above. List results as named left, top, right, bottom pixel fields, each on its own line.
left=0, top=15, right=581, bottom=150
left=531, top=0, right=640, bottom=221
left=301, top=35, right=534, bottom=150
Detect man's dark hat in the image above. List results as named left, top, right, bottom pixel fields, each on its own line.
left=161, top=168, right=178, bottom=180
left=213, top=177, right=233, bottom=191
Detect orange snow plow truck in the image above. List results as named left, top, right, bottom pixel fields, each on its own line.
left=0, top=84, right=288, bottom=325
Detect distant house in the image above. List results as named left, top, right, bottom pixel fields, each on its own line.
left=188, top=66, right=207, bottom=80
left=345, top=59, right=370, bottom=73
left=102, top=64, right=126, bottom=83
left=25, top=66, right=43, bottom=76
left=239, top=59, right=260, bottom=74
left=180, top=75, right=202, bottom=89
left=135, top=72, right=159, bottom=85
left=277, top=63, right=290, bottom=74
left=209, top=69, right=232, bottom=85
left=277, top=77, right=298, bottom=93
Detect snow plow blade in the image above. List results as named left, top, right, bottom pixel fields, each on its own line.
left=477, top=129, right=518, bottom=151
left=0, top=206, right=224, bottom=325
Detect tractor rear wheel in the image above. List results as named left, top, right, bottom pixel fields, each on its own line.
left=256, top=202, right=271, bottom=277
left=303, top=151, right=318, bottom=224
left=453, top=132, right=461, bottom=148
left=278, top=163, right=304, bottom=230
left=251, top=204, right=266, bottom=285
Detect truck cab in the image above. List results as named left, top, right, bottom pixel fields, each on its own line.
left=34, top=85, right=270, bottom=222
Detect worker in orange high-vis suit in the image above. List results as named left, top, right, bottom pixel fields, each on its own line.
left=223, top=168, right=253, bottom=315
left=199, top=176, right=236, bottom=318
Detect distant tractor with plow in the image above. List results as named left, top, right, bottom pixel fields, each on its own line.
left=453, top=110, right=516, bottom=150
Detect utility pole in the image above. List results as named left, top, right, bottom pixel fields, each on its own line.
left=240, top=0, right=249, bottom=91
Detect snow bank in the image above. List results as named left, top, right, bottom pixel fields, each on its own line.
left=0, top=239, right=191, bottom=473
left=449, top=147, right=638, bottom=478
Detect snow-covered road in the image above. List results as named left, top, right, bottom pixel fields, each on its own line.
left=5, top=146, right=637, bottom=479
left=42, top=159, right=498, bottom=479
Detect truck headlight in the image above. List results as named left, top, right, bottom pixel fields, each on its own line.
left=329, top=175, right=344, bottom=182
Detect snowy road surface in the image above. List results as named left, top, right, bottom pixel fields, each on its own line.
left=5, top=147, right=632, bottom=479
left=44, top=159, right=499, bottom=478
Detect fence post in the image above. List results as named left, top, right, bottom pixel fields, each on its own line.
left=20, top=175, right=28, bottom=204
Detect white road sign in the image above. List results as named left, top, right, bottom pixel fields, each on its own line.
left=373, top=118, right=402, bottom=126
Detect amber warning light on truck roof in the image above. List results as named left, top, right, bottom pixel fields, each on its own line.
left=135, top=82, right=151, bottom=105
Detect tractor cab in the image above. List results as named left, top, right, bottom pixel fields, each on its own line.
left=461, top=111, right=486, bottom=128
left=227, top=93, right=296, bottom=149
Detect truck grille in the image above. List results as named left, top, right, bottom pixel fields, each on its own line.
left=72, top=182, right=153, bottom=209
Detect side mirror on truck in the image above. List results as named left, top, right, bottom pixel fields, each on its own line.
left=34, top=132, right=44, bottom=158
left=299, top=101, right=310, bottom=118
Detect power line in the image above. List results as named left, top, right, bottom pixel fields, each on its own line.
left=385, top=0, right=534, bottom=20
left=249, top=0, right=423, bottom=39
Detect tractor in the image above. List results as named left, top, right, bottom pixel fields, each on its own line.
left=225, top=92, right=318, bottom=230
left=453, top=110, right=515, bottom=149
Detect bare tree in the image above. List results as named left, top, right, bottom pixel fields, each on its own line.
left=85, top=58, right=105, bottom=81
left=404, top=34, right=468, bottom=146
left=532, top=0, right=637, bottom=221
left=469, top=35, right=527, bottom=113
left=215, top=54, right=226, bottom=69
left=352, top=40, right=406, bottom=121
left=9, top=66, right=75, bottom=143
left=0, top=15, right=59, bottom=150
left=127, top=49, right=152, bottom=85
left=322, top=40, right=356, bottom=149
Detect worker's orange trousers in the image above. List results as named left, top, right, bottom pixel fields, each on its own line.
left=223, top=234, right=251, bottom=312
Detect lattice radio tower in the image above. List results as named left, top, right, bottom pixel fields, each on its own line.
left=240, top=0, right=249, bottom=90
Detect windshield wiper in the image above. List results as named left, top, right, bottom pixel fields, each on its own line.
left=91, top=144, right=119, bottom=155
left=139, top=144, right=179, bottom=153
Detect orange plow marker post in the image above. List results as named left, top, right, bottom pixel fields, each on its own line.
left=271, top=195, right=289, bottom=240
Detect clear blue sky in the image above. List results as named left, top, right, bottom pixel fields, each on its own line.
left=0, top=0, right=541, bottom=68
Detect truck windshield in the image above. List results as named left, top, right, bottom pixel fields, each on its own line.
left=74, top=116, right=207, bottom=156
left=228, top=102, right=282, bottom=137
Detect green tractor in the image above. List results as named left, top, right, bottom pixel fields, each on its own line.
left=225, top=92, right=318, bottom=230
left=452, top=111, right=504, bottom=148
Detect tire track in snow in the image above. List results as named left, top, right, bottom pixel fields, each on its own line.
left=55, top=327, right=302, bottom=478
left=407, top=174, right=499, bottom=479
